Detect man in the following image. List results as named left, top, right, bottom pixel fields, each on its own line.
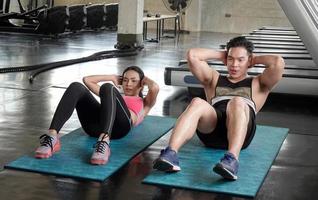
left=153, top=36, right=285, bottom=180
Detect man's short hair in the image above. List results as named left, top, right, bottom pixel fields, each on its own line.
left=226, top=36, right=254, bottom=55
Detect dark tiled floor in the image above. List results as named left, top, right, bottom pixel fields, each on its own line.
left=0, top=30, right=317, bottom=200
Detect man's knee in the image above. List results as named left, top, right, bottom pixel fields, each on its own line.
left=187, top=48, right=196, bottom=62
left=227, top=97, right=249, bottom=112
left=187, top=97, right=217, bottom=124
left=188, top=97, right=207, bottom=110
left=226, top=97, right=251, bottom=129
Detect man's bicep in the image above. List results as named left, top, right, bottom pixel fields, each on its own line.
left=258, top=67, right=282, bottom=91
left=191, top=64, right=215, bottom=85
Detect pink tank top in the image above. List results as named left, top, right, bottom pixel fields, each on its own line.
left=123, top=96, right=144, bottom=126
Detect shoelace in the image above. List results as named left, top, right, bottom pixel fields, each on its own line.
left=93, top=141, right=109, bottom=154
left=160, top=149, right=165, bottom=154
left=160, top=148, right=170, bottom=156
left=221, top=153, right=235, bottom=164
left=39, top=134, right=54, bottom=151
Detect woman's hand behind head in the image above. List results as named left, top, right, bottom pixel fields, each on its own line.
left=113, top=75, right=123, bottom=87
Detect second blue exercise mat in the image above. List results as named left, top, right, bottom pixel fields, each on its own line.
left=143, top=125, right=289, bottom=197
left=5, top=116, right=176, bottom=182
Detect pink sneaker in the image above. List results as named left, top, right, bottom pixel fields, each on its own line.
left=35, top=134, right=60, bottom=159
left=90, top=141, right=111, bottom=165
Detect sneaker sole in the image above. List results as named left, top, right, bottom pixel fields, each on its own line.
left=35, top=141, right=61, bottom=159
left=153, top=158, right=181, bottom=172
left=90, top=149, right=111, bottom=165
left=213, top=164, right=237, bottom=180
left=90, top=159, right=108, bottom=165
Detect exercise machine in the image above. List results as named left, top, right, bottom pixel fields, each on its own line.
left=164, top=0, right=318, bottom=96
left=0, top=0, right=68, bottom=35
left=68, top=4, right=86, bottom=32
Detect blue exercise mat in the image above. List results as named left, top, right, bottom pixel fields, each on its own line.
left=5, top=116, right=176, bottom=182
left=143, top=125, right=288, bottom=197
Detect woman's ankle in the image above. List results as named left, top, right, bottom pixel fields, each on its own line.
left=48, top=129, right=58, bottom=137
left=99, top=133, right=110, bottom=142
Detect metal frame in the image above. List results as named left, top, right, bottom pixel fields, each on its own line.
left=278, top=0, right=318, bottom=65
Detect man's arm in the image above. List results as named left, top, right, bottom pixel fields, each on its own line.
left=187, top=48, right=226, bottom=86
left=253, top=55, right=285, bottom=91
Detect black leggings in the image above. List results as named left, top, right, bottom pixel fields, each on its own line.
left=49, top=82, right=132, bottom=139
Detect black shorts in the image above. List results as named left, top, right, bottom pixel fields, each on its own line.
left=196, top=100, right=256, bottom=149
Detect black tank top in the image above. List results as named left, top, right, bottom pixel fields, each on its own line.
left=212, top=75, right=256, bottom=113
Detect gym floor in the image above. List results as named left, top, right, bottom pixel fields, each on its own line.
left=0, top=30, right=317, bottom=200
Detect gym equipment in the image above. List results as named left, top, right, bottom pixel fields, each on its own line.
left=143, top=125, right=288, bottom=197
left=0, top=3, right=69, bottom=35
left=244, top=36, right=302, bottom=42
left=27, top=0, right=53, bottom=11
left=251, top=30, right=299, bottom=36
left=243, top=27, right=310, bottom=53
left=220, top=43, right=307, bottom=50
left=68, top=4, right=86, bottom=32
left=247, top=44, right=306, bottom=50
left=222, top=27, right=306, bottom=50
left=85, top=3, right=118, bottom=30
left=165, top=18, right=317, bottom=96
left=278, top=0, right=318, bottom=68
left=104, top=3, right=118, bottom=29
left=0, top=0, right=3, bottom=13
left=247, top=34, right=300, bottom=39
left=247, top=40, right=305, bottom=47
left=35, top=6, right=69, bottom=35
left=164, top=62, right=318, bottom=91
left=243, top=48, right=308, bottom=54
left=0, top=1, right=118, bottom=34
left=164, top=57, right=318, bottom=97
left=5, top=116, right=176, bottom=182
left=178, top=60, right=317, bottom=70
left=86, top=4, right=106, bottom=30
left=259, top=26, right=295, bottom=31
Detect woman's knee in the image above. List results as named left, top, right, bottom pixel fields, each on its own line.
left=67, top=82, right=87, bottom=93
left=99, top=83, right=114, bottom=96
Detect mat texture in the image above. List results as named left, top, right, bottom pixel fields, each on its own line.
left=5, top=116, right=176, bottom=181
left=143, top=125, right=289, bottom=197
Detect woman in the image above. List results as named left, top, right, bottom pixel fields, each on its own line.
left=35, top=66, right=159, bottom=165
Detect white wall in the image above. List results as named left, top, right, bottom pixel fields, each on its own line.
left=198, top=0, right=291, bottom=33
left=54, top=0, right=291, bottom=34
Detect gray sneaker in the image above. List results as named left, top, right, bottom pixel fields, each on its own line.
left=90, top=141, right=111, bottom=165
left=153, top=146, right=181, bottom=172
left=213, top=152, right=239, bottom=180
left=35, top=134, right=60, bottom=159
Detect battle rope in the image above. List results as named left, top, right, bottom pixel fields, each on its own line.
left=0, top=48, right=138, bottom=83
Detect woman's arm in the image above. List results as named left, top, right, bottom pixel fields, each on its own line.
left=142, top=76, right=159, bottom=116
left=83, top=75, right=120, bottom=96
